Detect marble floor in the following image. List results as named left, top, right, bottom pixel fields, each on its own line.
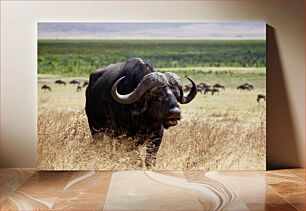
left=0, top=169, right=304, bottom=210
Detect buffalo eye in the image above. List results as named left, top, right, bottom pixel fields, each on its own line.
left=150, top=86, right=167, bottom=101
left=169, top=87, right=181, bottom=99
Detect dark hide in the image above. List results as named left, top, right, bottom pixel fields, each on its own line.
left=86, top=58, right=183, bottom=162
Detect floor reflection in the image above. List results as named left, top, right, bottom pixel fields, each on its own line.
left=0, top=169, right=304, bottom=210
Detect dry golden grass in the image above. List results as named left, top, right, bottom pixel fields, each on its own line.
left=37, top=74, right=266, bottom=170
left=37, top=108, right=265, bottom=170
left=157, top=111, right=266, bottom=170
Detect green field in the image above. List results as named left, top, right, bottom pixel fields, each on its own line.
left=38, top=40, right=266, bottom=76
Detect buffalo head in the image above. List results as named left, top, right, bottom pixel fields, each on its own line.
left=111, top=72, right=197, bottom=129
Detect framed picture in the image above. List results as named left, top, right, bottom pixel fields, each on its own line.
left=37, top=22, right=266, bottom=170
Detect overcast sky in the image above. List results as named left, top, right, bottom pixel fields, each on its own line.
left=38, top=22, right=266, bottom=40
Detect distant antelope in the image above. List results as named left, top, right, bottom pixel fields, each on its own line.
left=257, top=94, right=266, bottom=102
left=199, top=82, right=210, bottom=89
left=195, top=82, right=211, bottom=94
left=237, top=84, right=252, bottom=91
left=213, top=83, right=225, bottom=90
left=204, top=87, right=219, bottom=95
left=77, top=85, right=82, bottom=92
left=184, top=84, right=192, bottom=92
left=41, top=84, right=52, bottom=92
left=245, top=83, right=254, bottom=90
left=70, top=79, right=81, bottom=85
left=55, top=79, right=66, bottom=85
left=196, top=86, right=203, bottom=94
left=82, top=80, right=89, bottom=87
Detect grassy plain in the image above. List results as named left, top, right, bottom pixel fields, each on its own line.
left=37, top=39, right=266, bottom=170
left=37, top=67, right=266, bottom=170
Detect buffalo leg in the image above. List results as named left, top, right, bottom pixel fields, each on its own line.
left=145, top=140, right=161, bottom=167
left=145, top=127, right=163, bottom=167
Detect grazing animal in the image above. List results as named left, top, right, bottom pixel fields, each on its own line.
left=82, top=80, right=89, bottom=87
left=77, top=85, right=82, bottom=92
left=242, top=82, right=254, bottom=90
left=196, top=86, right=203, bottom=94
left=237, top=83, right=253, bottom=91
left=185, top=82, right=209, bottom=93
left=257, top=94, right=266, bottom=102
left=195, top=83, right=212, bottom=94
left=70, top=79, right=81, bottom=85
left=195, top=83, right=203, bottom=94
left=41, top=84, right=52, bottom=92
left=55, top=79, right=66, bottom=85
left=184, top=84, right=192, bottom=92
left=213, top=83, right=225, bottom=90
left=204, top=86, right=219, bottom=95
left=245, top=83, right=254, bottom=90
left=85, top=58, right=197, bottom=163
left=199, top=82, right=210, bottom=89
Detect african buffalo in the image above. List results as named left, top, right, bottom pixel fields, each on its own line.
left=55, top=79, right=66, bottom=85
left=41, top=84, right=52, bottom=92
left=85, top=58, right=197, bottom=164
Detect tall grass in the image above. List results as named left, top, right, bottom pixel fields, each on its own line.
left=37, top=108, right=265, bottom=170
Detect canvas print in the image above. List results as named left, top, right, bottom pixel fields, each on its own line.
left=37, top=22, right=266, bottom=170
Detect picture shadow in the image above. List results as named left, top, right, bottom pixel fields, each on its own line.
left=266, top=25, right=300, bottom=169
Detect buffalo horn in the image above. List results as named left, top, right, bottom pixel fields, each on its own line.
left=111, top=72, right=168, bottom=104
left=164, top=72, right=197, bottom=104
